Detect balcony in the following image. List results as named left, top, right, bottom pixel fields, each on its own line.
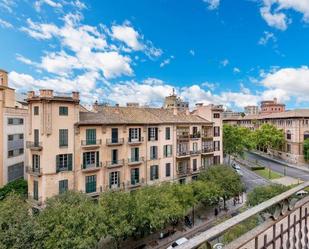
left=177, top=134, right=190, bottom=141
left=28, top=194, right=43, bottom=207
left=128, top=137, right=144, bottom=145
left=106, top=159, right=124, bottom=168
left=190, top=150, right=201, bottom=156
left=177, top=182, right=309, bottom=249
left=201, top=147, right=214, bottom=154
left=85, top=187, right=102, bottom=198
left=177, top=167, right=191, bottom=176
left=128, top=178, right=145, bottom=189
left=81, top=139, right=101, bottom=149
left=26, top=166, right=42, bottom=176
left=190, top=133, right=201, bottom=140
left=26, top=141, right=43, bottom=151
left=128, top=157, right=144, bottom=166
left=106, top=138, right=124, bottom=146
left=81, top=162, right=102, bottom=172
left=176, top=151, right=191, bottom=158
left=56, top=166, right=72, bottom=173
left=202, top=133, right=213, bottom=140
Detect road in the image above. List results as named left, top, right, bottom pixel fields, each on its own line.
left=245, top=152, right=309, bottom=181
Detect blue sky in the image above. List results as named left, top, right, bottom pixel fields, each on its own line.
left=1, top=0, right=309, bottom=110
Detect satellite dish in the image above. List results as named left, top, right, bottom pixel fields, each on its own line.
left=213, top=243, right=224, bottom=249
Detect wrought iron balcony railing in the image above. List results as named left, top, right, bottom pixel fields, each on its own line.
left=176, top=151, right=190, bottom=157
left=106, top=138, right=124, bottom=145
left=26, top=166, right=42, bottom=176
left=201, top=147, right=214, bottom=153
left=106, top=159, right=124, bottom=168
left=128, top=137, right=144, bottom=144
left=81, top=162, right=102, bottom=172
left=177, top=181, right=309, bottom=249
left=26, top=141, right=43, bottom=150
left=128, top=157, right=144, bottom=165
left=81, top=139, right=102, bottom=147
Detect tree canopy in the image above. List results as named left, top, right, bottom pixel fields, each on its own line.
left=304, top=138, right=309, bottom=161
left=254, top=124, right=284, bottom=151
left=0, top=178, right=27, bottom=200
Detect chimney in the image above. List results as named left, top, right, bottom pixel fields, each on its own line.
left=27, top=91, right=35, bottom=99
left=93, top=100, right=99, bottom=112
left=72, top=91, right=80, bottom=101
left=0, top=69, right=8, bottom=87
left=274, top=97, right=277, bottom=104
left=115, top=103, right=119, bottom=107
left=39, top=89, right=53, bottom=98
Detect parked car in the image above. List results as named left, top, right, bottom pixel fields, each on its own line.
left=232, top=163, right=241, bottom=171
left=236, top=168, right=243, bottom=177
left=296, top=190, right=308, bottom=197
left=167, top=237, right=189, bottom=249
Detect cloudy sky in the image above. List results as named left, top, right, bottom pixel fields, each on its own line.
left=1, top=0, right=309, bottom=110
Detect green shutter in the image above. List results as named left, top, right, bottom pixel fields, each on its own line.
left=68, top=154, right=72, bottom=171
left=96, top=151, right=99, bottom=167
left=83, top=153, right=86, bottom=168
left=56, top=155, right=59, bottom=172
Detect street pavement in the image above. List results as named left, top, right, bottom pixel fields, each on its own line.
left=245, top=152, right=309, bottom=182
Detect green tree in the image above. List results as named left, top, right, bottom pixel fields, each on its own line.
left=247, top=184, right=290, bottom=207
left=223, top=124, right=255, bottom=163
left=169, top=183, right=197, bottom=213
left=192, top=181, right=222, bottom=206
left=0, top=194, right=36, bottom=249
left=198, top=165, right=244, bottom=208
left=0, top=179, right=27, bottom=200
left=36, top=191, right=106, bottom=249
left=254, top=124, right=285, bottom=152
left=304, top=138, right=309, bottom=161
left=99, top=190, right=134, bottom=248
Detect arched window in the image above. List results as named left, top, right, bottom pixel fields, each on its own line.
left=286, top=130, right=291, bottom=140
left=304, top=131, right=309, bottom=141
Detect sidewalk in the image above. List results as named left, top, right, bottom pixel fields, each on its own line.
left=249, top=151, right=309, bottom=174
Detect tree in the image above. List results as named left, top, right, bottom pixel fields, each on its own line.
left=247, top=184, right=290, bottom=207
left=304, top=138, right=309, bottom=161
left=223, top=124, right=255, bottom=163
left=169, top=183, right=197, bottom=213
left=0, top=194, right=36, bottom=249
left=0, top=179, right=27, bottom=200
left=192, top=181, right=222, bottom=206
left=198, top=165, right=244, bottom=208
left=35, top=191, right=106, bottom=249
left=254, top=124, right=284, bottom=152
left=99, top=190, right=134, bottom=248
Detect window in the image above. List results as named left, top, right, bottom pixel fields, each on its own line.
left=150, top=165, right=159, bottom=180
left=34, top=129, right=39, bottom=145
left=33, top=180, right=39, bottom=200
left=34, top=106, right=39, bottom=115
left=129, top=128, right=141, bottom=142
left=214, top=156, right=221, bottom=165
left=8, top=148, right=24, bottom=158
left=304, top=132, right=309, bottom=140
left=111, top=128, right=118, bottom=143
left=8, top=162, right=24, bottom=182
left=150, top=146, right=158, bottom=160
left=214, top=141, right=220, bottom=151
left=86, top=129, right=96, bottom=145
left=213, top=113, right=220, bottom=119
left=59, top=106, right=68, bottom=116
left=83, top=151, right=99, bottom=168
left=165, top=127, right=171, bottom=140
left=131, top=147, right=139, bottom=161
left=192, top=159, right=197, bottom=172
left=56, top=154, right=72, bottom=172
left=192, top=126, right=198, bottom=135
left=59, top=180, right=68, bottom=194
left=286, top=131, right=291, bottom=140
left=112, top=149, right=118, bottom=164
left=165, top=163, right=171, bottom=177
left=32, top=155, right=40, bottom=169
left=85, top=175, right=96, bottom=193
left=59, top=129, right=68, bottom=147
left=214, top=127, right=220, bottom=137
left=287, top=144, right=291, bottom=153
left=109, top=171, right=120, bottom=189
left=192, top=142, right=198, bottom=152
left=131, top=168, right=140, bottom=185
left=163, top=145, right=172, bottom=157
left=8, top=118, right=23, bottom=125
left=148, top=127, right=158, bottom=141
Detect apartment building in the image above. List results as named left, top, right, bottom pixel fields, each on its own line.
left=244, top=105, right=259, bottom=115
left=26, top=90, right=223, bottom=206
left=224, top=109, right=309, bottom=165
left=0, top=69, right=28, bottom=187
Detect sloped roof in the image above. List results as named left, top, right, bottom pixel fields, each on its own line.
left=78, top=106, right=211, bottom=125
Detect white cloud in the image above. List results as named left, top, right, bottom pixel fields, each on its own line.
left=258, top=31, right=277, bottom=45
left=260, top=0, right=309, bottom=30
left=16, top=54, right=37, bottom=66
left=34, top=0, right=62, bottom=12
left=160, top=55, right=174, bottom=68
left=0, top=0, right=16, bottom=13
left=189, top=49, right=195, bottom=56
left=260, top=66, right=309, bottom=102
left=203, top=0, right=220, bottom=10
left=220, top=59, right=229, bottom=67
left=0, top=18, right=13, bottom=28
left=233, top=67, right=241, bottom=73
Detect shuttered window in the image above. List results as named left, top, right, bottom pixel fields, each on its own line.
left=150, top=165, right=159, bottom=180
left=85, top=175, right=96, bottom=193
left=59, top=129, right=68, bottom=147
left=59, top=179, right=68, bottom=194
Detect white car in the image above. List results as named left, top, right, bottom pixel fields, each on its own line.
left=167, top=237, right=189, bottom=249
left=233, top=164, right=241, bottom=171
left=236, top=168, right=243, bottom=177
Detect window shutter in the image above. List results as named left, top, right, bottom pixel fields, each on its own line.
left=155, top=128, right=158, bottom=140
left=148, top=128, right=151, bottom=141
left=117, top=172, right=120, bottom=187
left=96, top=151, right=100, bottom=167
left=131, top=169, right=134, bottom=185
left=138, top=128, right=141, bottom=141
left=68, top=154, right=72, bottom=171
left=83, top=153, right=86, bottom=167
left=56, top=155, right=59, bottom=172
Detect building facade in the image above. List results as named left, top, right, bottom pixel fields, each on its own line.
left=0, top=69, right=28, bottom=187
left=244, top=105, right=259, bottom=115
left=26, top=90, right=223, bottom=206
left=223, top=110, right=309, bottom=165
left=260, top=98, right=285, bottom=114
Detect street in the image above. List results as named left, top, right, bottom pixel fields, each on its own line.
left=245, top=152, right=309, bottom=181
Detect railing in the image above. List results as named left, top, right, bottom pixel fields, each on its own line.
left=177, top=151, right=191, bottom=157
left=81, top=139, right=102, bottom=146
left=177, top=181, right=309, bottom=249
left=201, top=147, right=214, bottom=153
left=106, top=138, right=124, bottom=145
left=26, top=141, right=43, bottom=150
left=26, top=166, right=42, bottom=176
left=81, top=162, right=102, bottom=171
left=106, top=159, right=124, bottom=168
left=177, top=167, right=191, bottom=176
left=128, top=157, right=144, bottom=165
left=128, top=137, right=144, bottom=144
left=202, top=133, right=213, bottom=139
left=177, top=134, right=190, bottom=140
left=190, top=133, right=201, bottom=139
left=190, top=150, right=201, bottom=155
left=56, top=166, right=71, bottom=173
left=28, top=194, right=43, bottom=207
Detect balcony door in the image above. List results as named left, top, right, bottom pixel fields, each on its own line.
left=86, top=129, right=96, bottom=145
left=111, top=128, right=118, bottom=143
left=34, top=129, right=39, bottom=146
left=131, top=147, right=139, bottom=161
left=112, top=149, right=118, bottom=164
